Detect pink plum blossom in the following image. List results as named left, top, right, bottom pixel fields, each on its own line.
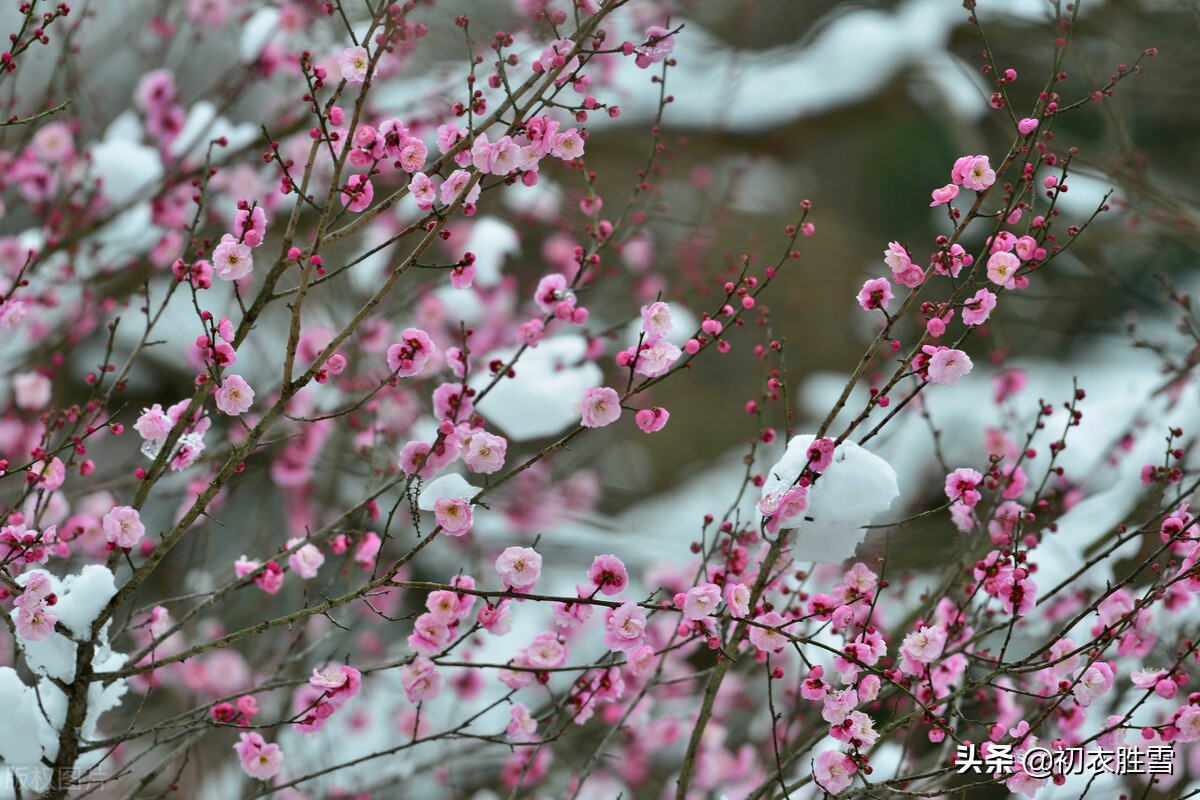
left=603, top=601, right=647, bottom=652
left=234, top=732, right=283, bottom=780
left=813, top=750, right=857, bottom=793
left=104, top=506, right=145, bottom=549
left=926, top=348, right=973, bottom=386
left=214, top=374, right=254, bottom=415
left=339, top=46, right=369, bottom=83
left=635, top=407, right=670, bottom=432
left=496, top=546, right=542, bottom=590
left=587, top=554, right=628, bottom=596
left=579, top=386, right=621, bottom=428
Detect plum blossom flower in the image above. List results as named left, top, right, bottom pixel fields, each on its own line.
left=463, top=432, right=506, bottom=474
left=214, top=374, right=254, bottom=415
left=634, top=26, right=675, bottom=68
left=104, top=506, right=145, bottom=549
left=341, top=173, right=374, bottom=212
left=13, top=372, right=51, bottom=410
left=633, top=340, right=681, bottom=377
left=409, top=172, right=437, bottom=209
left=962, top=288, right=997, bottom=326
left=339, top=45, right=369, bottom=83
left=725, top=583, right=751, bottom=618
left=748, top=611, right=788, bottom=653
left=287, top=539, right=325, bottom=579
left=213, top=236, right=253, bottom=281
left=926, top=348, right=973, bottom=386
left=682, top=583, right=722, bottom=620
left=508, top=703, right=538, bottom=742
left=15, top=605, right=58, bottom=641
left=945, top=468, right=984, bottom=507
left=579, top=386, right=621, bottom=428
left=496, top=546, right=542, bottom=590
left=433, top=497, right=473, bottom=536
left=587, top=554, right=628, bottom=596
left=386, top=328, right=436, bottom=377
left=986, top=251, right=1019, bottom=289
left=930, top=183, right=960, bottom=206
left=603, top=601, right=646, bottom=652
left=1073, top=661, right=1114, bottom=707
left=399, top=657, right=443, bottom=703
left=309, top=664, right=362, bottom=710
left=234, top=732, right=284, bottom=780
left=641, top=301, right=673, bottom=341
left=635, top=406, right=670, bottom=433
left=900, top=624, right=947, bottom=664
left=857, top=277, right=893, bottom=311
left=813, top=750, right=857, bottom=794
left=883, top=241, right=911, bottom=274
left=954, top=154, right=996, bottom=191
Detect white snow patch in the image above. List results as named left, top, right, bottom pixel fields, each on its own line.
left=761, top=435, right=900, bottom=563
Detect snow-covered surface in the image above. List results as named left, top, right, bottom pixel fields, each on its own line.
left=761, top=435, right=900, bottom=563
left=417, top=473, right=478, bottom=509
left=467, top=335, right=602, bottom=441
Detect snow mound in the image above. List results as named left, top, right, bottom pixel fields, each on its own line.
left=761, top=435, right=899, bottom=562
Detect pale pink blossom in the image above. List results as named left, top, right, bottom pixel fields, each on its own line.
left=958, top=155, right=996, bottom=191
left=945, top=468, right=984, bottom=507
left=135, top=404, right=174, bottom=440
left=213, top=236, right=253, bottom=281
left=339, top=45, right=369, bottom=83
left=633, top=340, right=681, bottom=377
left=409, top=172, right=437, bottom=209
left=986, top=250, right=1019, bottom=289
left=15, top=605, right=58, bottom=641
left=523, top=632, right=568, bottom=668
left=603, top=601, right=647, bottom=652
left=748, top=611, right=788, bottom=653
left=433, top=497, right=473, bottom=536
left=13, top=372, right=51, bottom=410
left=682, top=583, right=722, bottom=620
left=214, top=374, right=254, bottom=415
left=507, top=703, right=538, bottom=742
left=386, top=328, right=436, bottom=377
left=408, top=613, right=453, bottom=655
left=399, top=656, right=443, bottom=703
left=634, top=26, right=675, bottom=68
left=926, top=348, right=973, bottom=386
left=1072, top=661, right=1114, bottom=707
left=725, top=582, right=751, bottom=618
left=1175, top=705, right=1200, bottom=742
left=1018, top=117, right=1039, bottom=135
left=813, top=750, right=857, bottom=794
left=287, top=539, right=325, bottom=579
left=549, top=128, right=585, bottom=160
left=641, top=301, right=673, bottom=341
left=477, top=598, right=513, bottom=635
left=309, top=664, right=362, bottom=709
left=234, top=732, right=284, bottom=781
left=883, top=241, right=911, bottom=274
left=496, top=546, right=542, bottom=590
left=439, top=169, right=480, bottom=206
left=961, top=288, right=997, bottom=326
left=579, top=386, right=621, bottom=428
left=900, top=624, right=948, bottom=664
left=104, top=506, right=145, bottom=549
left=463, top=432, right=506, bottom=474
